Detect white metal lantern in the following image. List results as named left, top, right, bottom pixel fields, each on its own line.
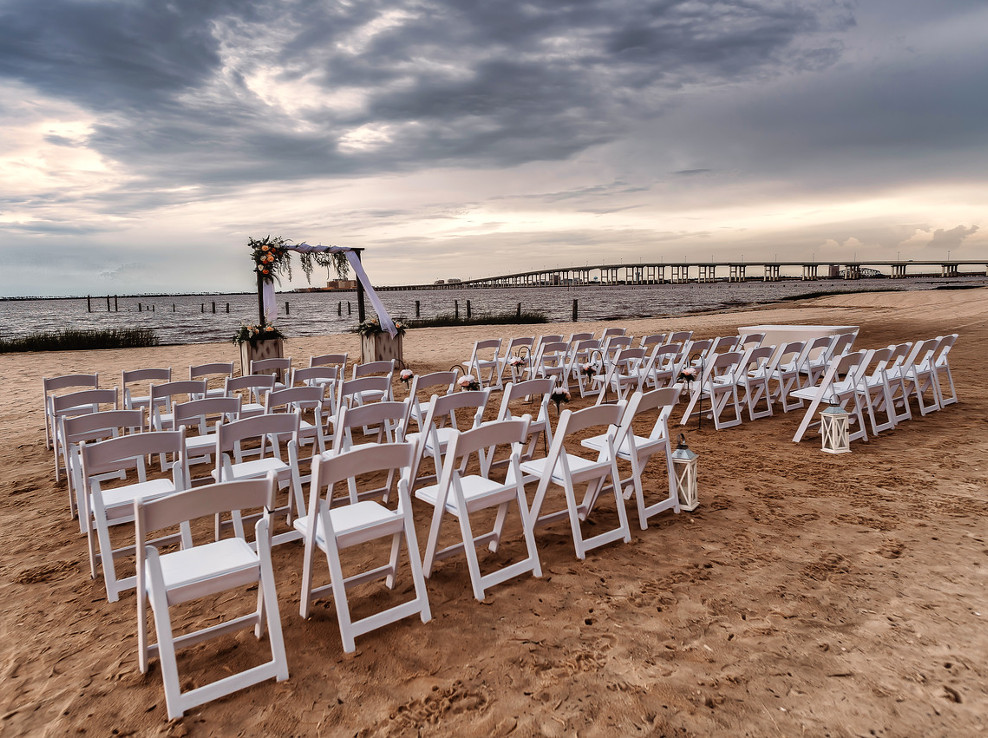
left=820, top=402, right=850, bottom=454
left=671, top=433, right=699, bottom=511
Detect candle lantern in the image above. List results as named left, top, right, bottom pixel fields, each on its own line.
left=820, top=402, right=850, bottom=454
left=671, top=433, right=699, bottom=511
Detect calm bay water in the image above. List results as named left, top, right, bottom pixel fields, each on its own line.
left=2, top=276, right=985, bottom=345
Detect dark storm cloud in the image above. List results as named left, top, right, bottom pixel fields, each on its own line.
left=0, top=0, right=854, bottom=195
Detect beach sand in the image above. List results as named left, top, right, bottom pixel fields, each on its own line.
left=1, top=288, right=985, bottom=736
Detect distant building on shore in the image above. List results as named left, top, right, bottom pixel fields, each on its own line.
left=326, top=278, right=358, bottom=290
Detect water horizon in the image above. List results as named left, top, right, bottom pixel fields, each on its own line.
left=2, top=275, right=985, bottom=345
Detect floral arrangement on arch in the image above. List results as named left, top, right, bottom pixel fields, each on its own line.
left=233, top=322, right=284, bottom=345
left=250, top=235, right=350, bottom=284
left=356, top=318, right=407, bottom=337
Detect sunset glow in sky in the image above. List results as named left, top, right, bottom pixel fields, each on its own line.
left=1, top=0, right=985, bottom=295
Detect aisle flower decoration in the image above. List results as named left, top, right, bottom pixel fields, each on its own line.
left=580, top=362, right=598, bottom=380
left=232, top=322, right=284, bottom=345
left=549, top=386, right=571, bottom=414
left=677, top=366, right=698, bottom=385
left=508, top=356, right=526, bottom=368
left=399, top=368, right=415, bottom=388
left=458, top=374, right=481, bottom=391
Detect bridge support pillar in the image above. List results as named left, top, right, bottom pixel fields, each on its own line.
left=844, top=265, right=861, bottom=280
left=763, top=264, right=781, bottom=282
left=941, top=263, right=959, bottom=277
left=698, top=265, right=716, bottom=283
left=891, top=264, right=907, bottom=279
left=801, top=264, right=818, bottom=280
left=728, top=264, right=746, bottom=282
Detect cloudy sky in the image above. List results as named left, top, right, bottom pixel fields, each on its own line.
left=1, top=0, right=985, bottom=296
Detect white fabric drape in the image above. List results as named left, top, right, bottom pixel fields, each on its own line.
left=261, top=244, right=397, bottom=337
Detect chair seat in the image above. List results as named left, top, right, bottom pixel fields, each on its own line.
left=213, top=458, right=288, bottom=481
left=582, top=432, right=644, bottom=460
left=521, top=453, right=603, bottom=483
left=415, top=476, right=505, bottom=513
left=152, top=538, right=258, bottom=591
left=293, top=501, right=399, bottom=545
left=97, top=478, right=176, bottom=511
left=405, top=427, right=457, bottom=451
left=185, top=433, right=217, bottom=455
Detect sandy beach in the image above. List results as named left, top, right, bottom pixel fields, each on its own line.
left=1, top=287, right=985, bottom=737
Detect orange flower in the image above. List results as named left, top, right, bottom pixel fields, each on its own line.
left=261, top=245, right=269, bottom=251
left=263, top=268, right=269, bottom=274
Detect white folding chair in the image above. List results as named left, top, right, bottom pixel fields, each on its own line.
left=520, top=402, right=631, bottom=560
left=150, top=380, right=208, bottom=431
left=766, top=340, right=806, bottom=412
left=710, top=335, right=739, bottom=355
left=416, top=418, right=542, bottom=601
left=349, top=361, right=395, bottom=404
left=645, top=343, right=685, bottom=390
left=881, top=342, right=914, bottom=425
left=599, top=327, right=627, bottom=341
left=900, top=338, right=942, bottom=416
left=462, top=339, right=503, bottom=389
left=189, top=362, right=235, bottom=399
left=495, top=379, right=555, bottom=463
left=407, top=389, right=489, bottom=489
left=526, top=335, right=563, bottom=381
left=328, top=400, right=411, bottom=504
left=122, top=368, right=171, bottom=411
left=530, top=340, right=570, bottom=387
left=405, top=370, right=457, bottom=430
left=931, top=334, right=958, bottom=407
left=79, top=430, right=188, bottom=602
left=135, top=474, right=288, bottom=720
left=296, top=444, right=431, bottom=653
left=213, top=414, right=305, bottom=544
left=173, top=396, right=241, bottom=484
left=43, top=373, right=99, bottom=451
left=856, top=347, right=898, bottom=436
left=499, top=337, right=535, bottom=385
left=265, top=386, right=327, bottom=457
left=798, top=336, right=835, bottom=388
left=310, top=352, right=348, bottom=372
left=52, top=388, right=118, bottom=483
left=251, top=357, right=292, bottom=392
left=569, top=339, right=603, bottom=397
left=594, top=347, right=648, bottom=404
left=678, top=351, right=744, bottom=430
left=62, top=408, right=143, bottom=528
left=738, top=345, right=775, bottom=421
left=293, top=366, right=342, bottom=418
left=582, top=388, right=680, bottom=530
left=225, top=373, right=275, bottom=417
left=791, top=350, right=871, bottom=444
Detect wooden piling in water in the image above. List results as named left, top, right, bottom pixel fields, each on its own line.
left=106, top=296, right=111, bottom=311
left=285, top=301, right=289, bottom=315
left=415, top=300, right=420, bottom=317
left=517, top=302, right=521, bottom=317
left=87, top=296, right=91, bottom=313
left=572, top=299, right=578, bottom=321
left=455, top=300, right=459, bottom=319
left=211, top=301, right=216, bottom=313
left=466, top=300, right=471, bottom=318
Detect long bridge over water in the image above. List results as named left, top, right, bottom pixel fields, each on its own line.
left=375, top=258, right=988, bottom=290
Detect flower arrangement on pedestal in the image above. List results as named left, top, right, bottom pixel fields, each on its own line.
left=232, top=322, right=285, bottom=345
left=356, top=318, right=407, bottom=337
left=458, top=374, right=481, bottom=391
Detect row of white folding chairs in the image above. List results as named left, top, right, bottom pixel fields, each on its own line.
left=86, top=385, right=682, bottom=718
left=790, top=334, right=958, bottom=444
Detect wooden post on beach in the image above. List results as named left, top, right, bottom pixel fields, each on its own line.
left=87, top=296, right=91, bottom=313
left=415, top=300, right=420, bottom=317
left=572, top=299, right=578, bottom=321
left=466, top=300, right=471, bottom=318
